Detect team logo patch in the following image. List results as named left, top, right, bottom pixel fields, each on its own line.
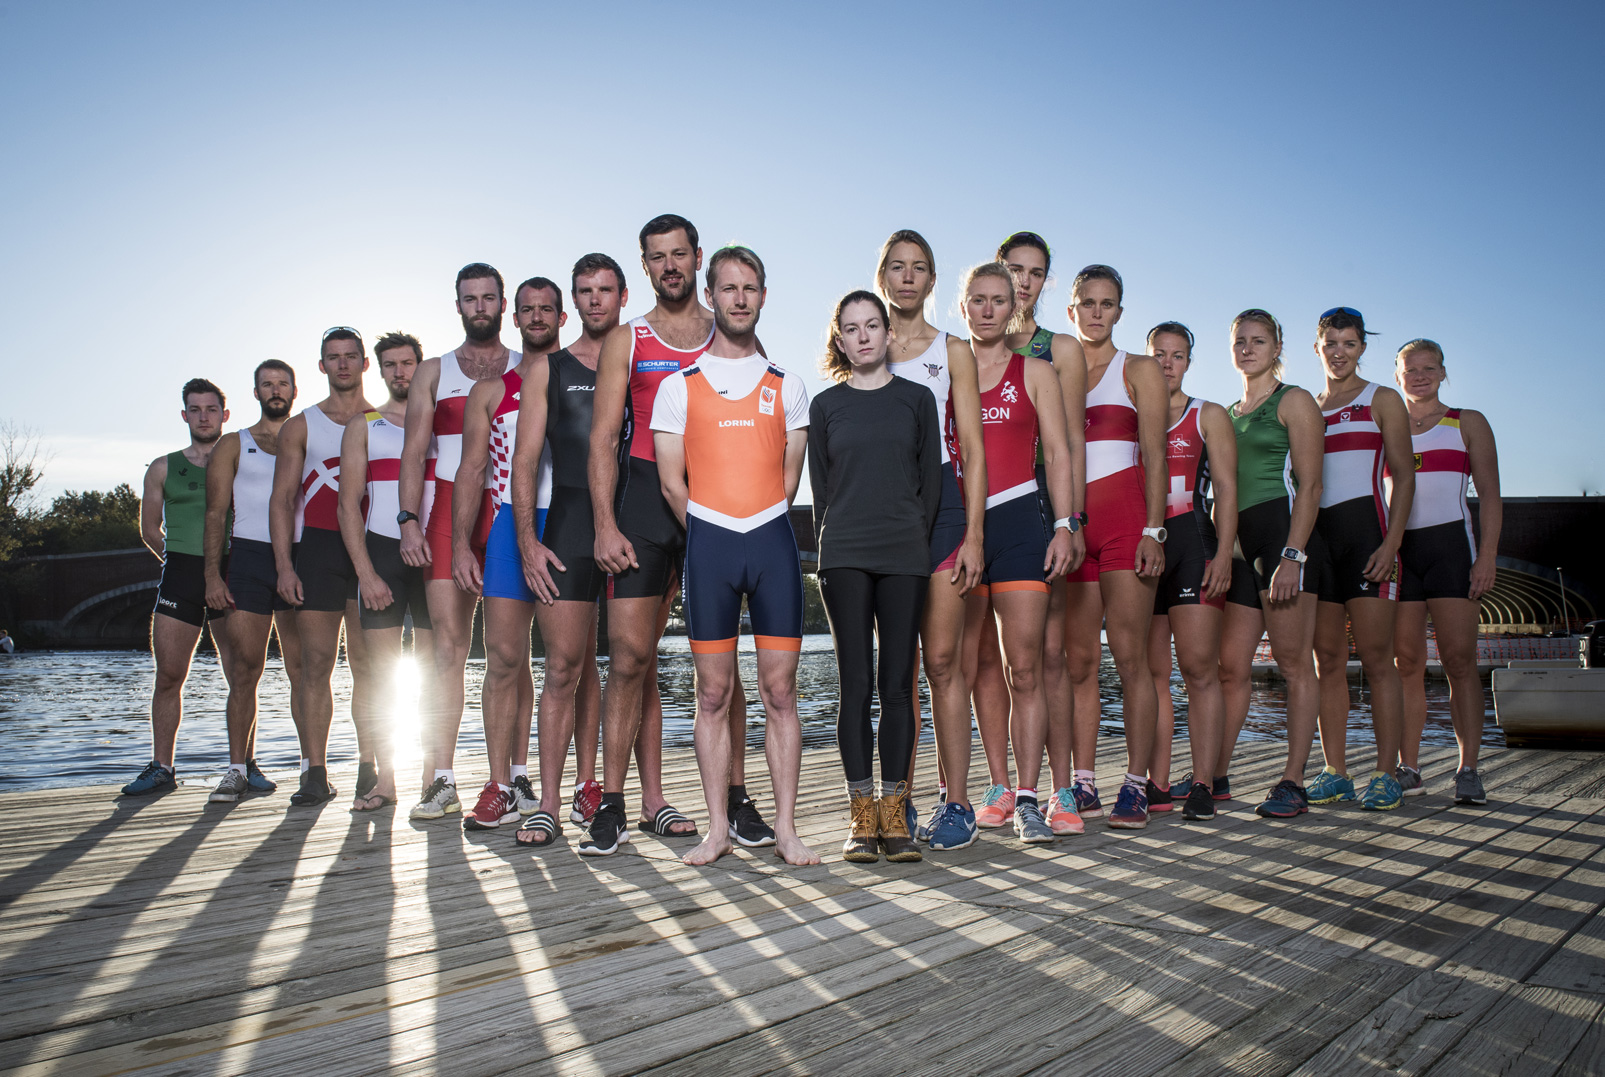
left=636, top=359, right=679, bottom=372
left=1413, top=452, right=1424, bottom=471
left=1000, top=382, right=1018, bottom=404
left=925, top=363, right=942, bottom=379
left=759, top=385, right=777, bottom=416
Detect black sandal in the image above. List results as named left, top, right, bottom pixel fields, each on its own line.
left=516, top=810, right=561, bottom=847
left=637, top=804, right=698, bottom=837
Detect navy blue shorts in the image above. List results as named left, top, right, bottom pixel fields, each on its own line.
left=482, top=504, right=534, bottom=603
left=683, top=513, right=803, bottom=653
left=979, top=494, right=1050, bottom=595
left=226, top=538, right=287, bottom=615
left=928, top=461, right=967, bottom=574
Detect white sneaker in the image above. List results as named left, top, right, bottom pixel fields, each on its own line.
left=209, top=770, right=250, bottom=803
left=512, top=774, right=538, bottom=815
left=409, top=777, right=461, bottom=820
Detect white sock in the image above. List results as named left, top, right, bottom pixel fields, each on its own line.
left=497, top=783, right=511, bottom=795
left=1074, top=769, right=1095, bottom=785
left=510, top=764, right=528, bottom=780
left=300, top=758, right=310, bottom=773
left=1017, top=787, right=1038, bottom=804
left=434, top=769, right=455, bottom=785
left=1125, top=772, right=1146, bottom=787
left=936, top=782, right=948, bottom=799
left=229, top=762, right=247, bottom=777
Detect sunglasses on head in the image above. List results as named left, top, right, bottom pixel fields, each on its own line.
left=322, top=325, right=362, bottom=342
left=1320, top=306, right=1363, bottom=321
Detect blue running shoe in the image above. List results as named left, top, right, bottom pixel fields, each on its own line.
left=246, top=758, right=277, bottom=794
left=1212, top=775, right=1232, bottom=801
left=916, top=793, right=946, bottom=843
left=1073, top=778, right=1104, bottom=818
left=1168, top=771, right=1194, bottom=800
left=121, top=760, right=176, bottom=796
left=904, top=795, right=918, bottom=839
left=1359, top=770, right=1403, bottom=811
left=927, top=801, right=978, bottom=851
left=1306, top=766, right=1356, bottom=804
left=1255, top=779, right=1310, bottom=819
left=1108, top=781, right=1150, bottom=830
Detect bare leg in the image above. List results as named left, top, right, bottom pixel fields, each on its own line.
left=968, top=596, right=1013, bottom=787
left=1313, top=600, right=1351, bottom=775
left=343, top=600, right=375, bottom=769
left=600, top=596, right=662, bottom=808
left=1393, top=601, right=1430, bottom=771
left=1264, top=591, right=1320, bottom=783
left=421, top=579, right=480, bottom=775
left=533, top=600, right=594, bottom=818
left=1100, top=570, right=1160, bottom=778
left=1169, top=604, right=1224, bottom=787
left=1428, top=597, right=1484, bottom=771
left=1148, top=613, right=1175, bottom=785
left=481, top=596, right=534, bottom=787
left=293, top=609, right=345, bottom=768
left=357, top=624, right=404, bottom=805
left=273, top=611, right=307, bottom=761
left=993, top=589, right=1050, bottom=792
left=921, top=573, right=973, bottom=808
left=1064, top=580, right=1104, bottom=775
left=1348, top=596, right=1403, bottom=773
left=1043, top=578, right=1073, bottom=790
left=755, top=646, right=818, bottom=865
left=149, top=612, right=203, bottom=767
left=1216, top=602, right=1264, bottom=779
left=683, top=649, right=739, bottom=866
left=221, top=610, right=273, bottom=765
left=574, top=605, right=601, bottom=785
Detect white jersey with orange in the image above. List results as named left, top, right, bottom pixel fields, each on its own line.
left=364, top=410, right=425, bottom=540
left=888, top=331, right=952, bottom=465
left=428, top=348, right=520, bottom=489
left=231, top=428, right=276, bottom=543
left=1320, top=381, right=1386, bottom=511
left=1084, top=350, right=1140, bottom=484
left=650, top=352, right=809, bottom=531
left=300, top=404, right=347, bottom=532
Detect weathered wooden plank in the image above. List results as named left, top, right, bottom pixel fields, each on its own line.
left=1418, top=983, right=1604, bottom=1076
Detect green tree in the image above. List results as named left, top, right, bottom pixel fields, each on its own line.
left=31, top=485, right=142, bottom=555
left=0, top=421, right=46, bottom=562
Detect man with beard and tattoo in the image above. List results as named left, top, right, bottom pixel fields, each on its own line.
left=201, top=360, right=303, bottom=802
left=397, top=264, right=522, bottom=821
left=450, top=277, right=565, bottom=830
left=582, top=215, right=760, bottom=856
left=122, top=379, right=237, bottom=795
left=270, top=328, right=376, bottom=806
left=338, top=333, right=434, bottom=812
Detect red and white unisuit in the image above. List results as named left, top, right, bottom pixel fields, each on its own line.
left=1069, top=350, right=1148, bottom=582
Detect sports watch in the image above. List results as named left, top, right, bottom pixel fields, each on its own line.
left=1280, top=546, right=1308, bottom=563
left=1141, top=526, right=1168, bottom=544
left=1054, top=516, right=1082, bottom=535
left=397, top=510, right=420, bottom=526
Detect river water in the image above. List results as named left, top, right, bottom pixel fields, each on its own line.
left=0, top=636, right=1497, bottom=792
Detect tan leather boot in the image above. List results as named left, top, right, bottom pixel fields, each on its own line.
left=842, top=794, right=879, bottom=862
left=879, top=784, right=923, bottom=862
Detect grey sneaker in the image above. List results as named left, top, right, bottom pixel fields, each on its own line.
left=1014, top=799, right=1055, bottom=844
left=209, top=769, right=250, bottom=803
left=409, top=777, right=461, bottom=820
left=512, top=774, right=538, bottom=815
left=1454, top=767, right=1486, bottom=806
left=1395, top=765, right=1424, bottom=797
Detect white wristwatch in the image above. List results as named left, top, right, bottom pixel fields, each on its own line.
left=1141, top=526, right=1168, bottom=544
left=1281, top=546, right=1308, bottom=564
left=1054, top=516, right=1082, bottom=535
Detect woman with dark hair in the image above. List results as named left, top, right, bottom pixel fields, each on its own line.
left=1306, top=307, right=1415, bottom=811
left=1390, top=339, right=1501, bottom=806
left=1216, top=309, right=1328, bottom=820
left=809, top=290, right=943, bottom=862
left=1144, top=322, right=1237, bottom=822
left=874, top=230, right=990, bottom=851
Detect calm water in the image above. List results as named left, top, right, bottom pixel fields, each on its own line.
left=0, top=636, right=1496, bottom=792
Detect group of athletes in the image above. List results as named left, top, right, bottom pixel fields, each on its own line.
left=122, top=215, right=1502, bottom=867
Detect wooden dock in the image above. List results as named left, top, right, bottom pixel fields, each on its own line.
left=2, top=737, right=1604, bottom=1076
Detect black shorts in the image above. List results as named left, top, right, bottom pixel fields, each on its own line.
left=1154, top=513, right=1224, bottom=614
left=1233, top=498, right=1325, bottom=602
left=1226, top=558, right=1262, bottom=609
left=544, top=486, right=608, bottom=603
left=611, top=456, right=684, bottom=600
left=979, top=494, right=1050, bottom=594
left=1314, top=496, right=1399, bottom=603
left=155, top=551, right=222, bottom=627
left=1398, top=519, right=1476, bottom=602
left=226, top=538, right=289, bottom=615
left=928, top=460, right=967, bottom=574
left=361, top=532, right=432, bottom=631
left=294, top=525, right=357, bottom=612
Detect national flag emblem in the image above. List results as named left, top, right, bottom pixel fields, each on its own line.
left=1413, top=452, right=1423, bottom=471
left=759, top=385, right=777, bottom=416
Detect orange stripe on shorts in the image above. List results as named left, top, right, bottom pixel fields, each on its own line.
left=753, top=634, right=802, bottom=652
left=689, top=637, right=739, bottom=654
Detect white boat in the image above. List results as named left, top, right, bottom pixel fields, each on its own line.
left=1492, top=649, right=1605, bottom=747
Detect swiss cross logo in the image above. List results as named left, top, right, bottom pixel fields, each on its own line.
left=1000, top=382, right=1018, bottom=404
left=1170, top=435, right=1191, bottom=453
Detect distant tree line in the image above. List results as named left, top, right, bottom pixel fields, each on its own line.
left=1, top=422, right=141, bottom=562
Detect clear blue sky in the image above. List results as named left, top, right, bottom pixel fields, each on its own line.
left=3, top=1, right=1601, bottom=502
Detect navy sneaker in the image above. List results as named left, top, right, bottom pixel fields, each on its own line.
left=916, top=793, right=947, bottom=843
left=1213, top=775, right=1232, bottom=801
left=1108, top=781, right=1150, bottom=830
left=121, top=761, right=176, bottom=797
left=1168, top=771, right=1194, bottom=800
left=927, top=801, right=979, bottom=851
left=245, top=758, right=277, bottom=794
left=1073, top=778, right=1104, bottom=819
left=1255, top=779, right=1310, bottom=819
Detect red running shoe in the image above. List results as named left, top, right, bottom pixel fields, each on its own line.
left=463, top=782, right=519, bottom=830
left=570, top=780, right=602, bottom=825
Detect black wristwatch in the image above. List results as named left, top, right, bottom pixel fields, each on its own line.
left=397, top=510, right=420, bottom=526
left=1076, top=511, right=1089, bottom=526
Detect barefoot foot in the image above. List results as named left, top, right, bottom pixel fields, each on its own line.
left=775, top=833, right=821, bottom=866
left=682, top=834, right=733, bottom=866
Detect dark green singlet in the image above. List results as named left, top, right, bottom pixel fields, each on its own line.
left=162, top=451, right=208, bottom=556
left=1230, top=384, right=1297, bottom=511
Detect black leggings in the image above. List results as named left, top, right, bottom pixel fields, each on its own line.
left=819, top=569, right=927, bottom=784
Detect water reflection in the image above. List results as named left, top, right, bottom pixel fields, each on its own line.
left=0, top=636, right=1496, bottom=792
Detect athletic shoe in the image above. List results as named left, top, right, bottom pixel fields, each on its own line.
left=289, top=766, right=337, bottom=807
left=121, top=761, right=176, bottom=796
left=1306, top=766, right=1357, bottom=804
left=974, top=784, right=1016, bottom=828
left=1359, top=770, right=1403, bottom=812
left=1182, top=782, right=1216, bottom=820
left=1454, top=767, right=1487, bottom=806
left=569, top=780, right=602, bottom=825
left=1213, top=775, right=1232, bottom=801
left=409, top=777, right=461, bottom=820
left=209, top=769, right=249, bottom=803
left=1395, top=765, right=1425, bottom=797
left=1014, top=799, right=1055, bottom=844
left=926, top=801, right=978, bottom=851
left=1046, top=787, right=1085, bottom=835
left=577, top=801, right=631, bottom=857
left=1169, top=771, right=1194, bottom=800
left=917, top=793, right=947, bottom=843
left=1073, top=778, right=1104, bottom=818
left=355, top=761, right=378, bottom=799
left=1108, top=781, right=1150, bottom=830
left=245, top=758, right=277, bottom=794
left=512, top=775, right=538, bottom=816
left=1145, top=779, right=1174, bottom=813
left=904, top=795, right=918, bottom=840
left=728, top=797, right=777, bottom=848
left=463, top=782, right=520, bottom=830
left=1255, top=780, right=1310, bottom=819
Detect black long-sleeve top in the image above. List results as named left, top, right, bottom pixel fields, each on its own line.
left=807, top=377, right=942, bottom=577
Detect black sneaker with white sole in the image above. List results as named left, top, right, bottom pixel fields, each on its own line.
left=577, top=802, right=631, bottom=857
left=1182, top=782, right=1216, bottom=820
left=728, top=797, right=777, bottom=848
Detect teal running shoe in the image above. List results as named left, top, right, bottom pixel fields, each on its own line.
left=1306, top=766, right=1356, bottom=804
left=121, top=760, right=176, bottom=797
left=1359, top=771, right=1403, bottom=811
